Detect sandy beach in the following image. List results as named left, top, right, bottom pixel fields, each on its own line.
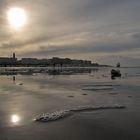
left=0, top=67, right=140, bottom=140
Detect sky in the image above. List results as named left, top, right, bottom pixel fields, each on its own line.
left=0, top=0, right=140, bottom=66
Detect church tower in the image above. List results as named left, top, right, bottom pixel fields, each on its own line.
left=13, top=53, right=16, bottom=59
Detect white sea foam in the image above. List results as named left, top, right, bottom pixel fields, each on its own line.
left=82, top=86, right=114, bottom=90
left=34, top=110, right=71, bottom=122
left=82, top=84, right=120, bottom=87
left=34, top=105, right=125, bottom=122
left=81, top=83, right=121, bottom=91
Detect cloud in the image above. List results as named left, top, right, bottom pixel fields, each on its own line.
left=0, top=0, right=140, bottom=66
left=132, top=32, right=140, bottom=40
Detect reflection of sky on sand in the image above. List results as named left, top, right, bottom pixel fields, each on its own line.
left=0, top=67, right=140, bottom=127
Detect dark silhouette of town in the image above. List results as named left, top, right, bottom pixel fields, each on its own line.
left=0, top=53, right=108, bottom=67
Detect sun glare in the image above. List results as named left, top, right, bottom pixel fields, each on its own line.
left=7, top=7, right=27, bottom=29
left=11, top=114, right=20, bottom=124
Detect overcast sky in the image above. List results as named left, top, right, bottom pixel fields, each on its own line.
left=0, top=0, right=140, bottom=66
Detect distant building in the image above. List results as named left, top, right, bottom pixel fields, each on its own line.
left=0, top=53, right=17, bottom=66
left=0, top=57, right=17, bottom=65
left=20, top=58, right=41, bottom=65
left=46, top=57, right=92, bottom=67
left=0, top=53, right=98, bottom=67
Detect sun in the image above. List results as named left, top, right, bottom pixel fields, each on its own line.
left=7, top=7, right=27, bottom=29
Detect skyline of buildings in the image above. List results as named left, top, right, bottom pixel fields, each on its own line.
left=0, top=53, right=99, bottom=67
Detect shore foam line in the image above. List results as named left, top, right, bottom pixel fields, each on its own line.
left=34, top=105, right=126, bottom=123
left=82, top=86, right=114, bottom=90
left=82, top=84, right=120, bottom=87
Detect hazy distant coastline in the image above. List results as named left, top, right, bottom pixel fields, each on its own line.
left=0, top=53, right=111, bottom=67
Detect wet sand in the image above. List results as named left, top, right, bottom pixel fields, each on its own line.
left=1, top=107, right=140, bottom=140
left=0, top=67, right=140, bottom=140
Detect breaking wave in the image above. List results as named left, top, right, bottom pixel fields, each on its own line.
left=34, top=105, right=125, bottom=123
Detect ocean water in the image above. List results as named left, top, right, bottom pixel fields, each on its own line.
left=0, top=67, right=140, bottom=140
